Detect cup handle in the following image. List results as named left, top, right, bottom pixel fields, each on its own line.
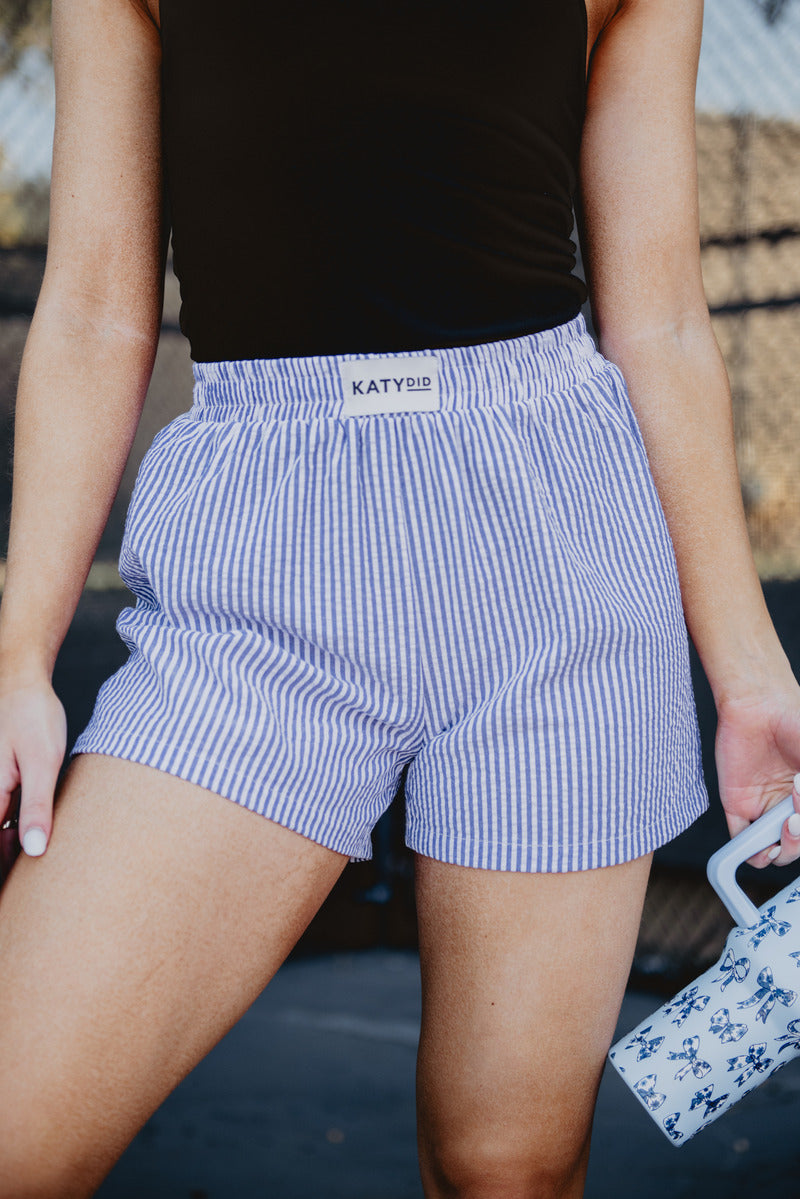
left=706, top=793, right=796, bottom=927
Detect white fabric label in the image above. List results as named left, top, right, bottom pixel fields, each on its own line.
left=338, top=357, right=440, bottom=416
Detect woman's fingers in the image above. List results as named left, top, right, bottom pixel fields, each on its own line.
left=743, top=772, right=800, bottom=869
left=17, top=721, right=67, bottom=857
left=760, top=773, right=800, bottom=868
left=0, top=681, right=67, bottom=862
left=17, top=747, right=62, bottom=855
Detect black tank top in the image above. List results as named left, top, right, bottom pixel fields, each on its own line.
left=159, top=1, right=588, bottom=362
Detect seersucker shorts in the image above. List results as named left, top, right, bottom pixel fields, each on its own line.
left=71, top=313, right=709, bottom=871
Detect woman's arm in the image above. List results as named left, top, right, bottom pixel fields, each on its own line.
left=0, top=0, right=165, bottom=851
left=579, top=0, right=800, bottom=863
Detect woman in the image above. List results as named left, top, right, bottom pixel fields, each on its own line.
left=1, top=0, right=799, bottom=1194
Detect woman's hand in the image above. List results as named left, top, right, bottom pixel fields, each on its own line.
left=715, top=675, right=800, bottom=869
left=0, top=670, right=67, bottom=866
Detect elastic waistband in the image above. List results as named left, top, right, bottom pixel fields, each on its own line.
left=189, top=313, right=604, bottom=421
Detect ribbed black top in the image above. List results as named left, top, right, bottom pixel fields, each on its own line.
left=160, top=1, right=588, bottom=362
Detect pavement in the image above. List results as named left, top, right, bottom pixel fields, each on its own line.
left=92, top=948, right=800, bottom=1199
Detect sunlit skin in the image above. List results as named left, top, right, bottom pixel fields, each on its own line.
left=0, top=1, right=799, bottom=1195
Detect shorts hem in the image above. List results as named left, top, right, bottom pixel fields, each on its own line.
left=403, top=785, right=710, bottom=872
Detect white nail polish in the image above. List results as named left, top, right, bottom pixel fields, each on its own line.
left=788, top=813, right=800, bottom=838
left=22, top=827, right=47, bottom=857
left=794, top=772, right=800, bottom=793
left=767, top=845, right=781, bottom=861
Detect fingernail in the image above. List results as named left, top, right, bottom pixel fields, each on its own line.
left=21, top=827, right=47, bottom=857
left=788, top=813, right=800, bottom=838
left=794, top=772, right=800, bottom=793
left=767, top=845, right=781, bottom=861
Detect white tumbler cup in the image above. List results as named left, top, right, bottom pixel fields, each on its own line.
left=609, top=794, right=800, bottom=1144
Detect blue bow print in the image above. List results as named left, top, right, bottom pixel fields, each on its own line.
left=713, top=948, right=750, bottom=991
left=776, top=1017, right=800, bottom=1054
left=726, top=1041, right=773, bottom=1087
left=689, top=1084, right=730, bottom=1118
left=737, top=967, right=797, bottom=1024
left=624, top=1025, right=665, bottom=1062
left=791, top=951, right=800, bottom=969
left=786, top=887, right=800, bottom=905
left=667, top=1036, right=711, bottom=1082
left=663, top=1112, right=684, bottom=1143
left=709, top=1007, right=748, bottom=1044
left=664, top=986, right=711, bottom=1028
left=746, top=907, right=792, bottom=949
left=633, top=1074, right=666, bottom=1111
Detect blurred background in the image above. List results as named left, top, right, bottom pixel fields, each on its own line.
left=0, top=0, right=799, bottom=994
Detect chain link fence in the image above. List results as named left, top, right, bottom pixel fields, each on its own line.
left=698, top=0, right=800, bottom=579
left=0, top=0, right=799, bottom=981
left=697, top=1, right=800, bottom=577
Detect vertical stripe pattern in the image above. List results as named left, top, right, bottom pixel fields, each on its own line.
left=71, top=314, right=709, bottom=871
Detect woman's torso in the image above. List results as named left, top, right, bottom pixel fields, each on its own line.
left=155, top=0, right=617, bottom=362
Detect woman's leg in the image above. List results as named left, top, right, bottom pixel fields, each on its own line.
left=414, top=851, right=652, bottom=1199
left=0, top=751, right=348, bottom=1198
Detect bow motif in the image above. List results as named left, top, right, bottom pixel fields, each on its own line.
left=624, top=1025, right=665, bottom=1062
left=667, top=1036, right=711, bottom=1082
left=713, top=948, right=750, bottom=991
left=786, top=887, right=800, bottom=904
left=776, top=1017, right=800, bottom=1054
left=709, top=1007, right=748, bottom=1044
left=633, top=1074, right=666, bottom=1112
left=790, top=951, right=800, bottom=969
left=726, top=1041, right=773, bottom=1087
left=746, top=906, right=792, bottom=949
left=663, top=1112, right=684, bottom=1143
left=737, top=967, right=797, bottom=1024
left=664, top=985, right=710, bottom=1028
left=689, top=1084, right=730, bottom=1119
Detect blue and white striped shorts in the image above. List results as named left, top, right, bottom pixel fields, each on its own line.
left=71, top=313, right=709, bottom=871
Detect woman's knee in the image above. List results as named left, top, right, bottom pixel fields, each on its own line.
left=419, top=1121, right=592, bottom=1199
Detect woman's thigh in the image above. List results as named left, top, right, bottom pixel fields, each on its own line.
left=414, top=850, right=652, bottom=1198
left=0, top=751, right=347, bottom=1197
